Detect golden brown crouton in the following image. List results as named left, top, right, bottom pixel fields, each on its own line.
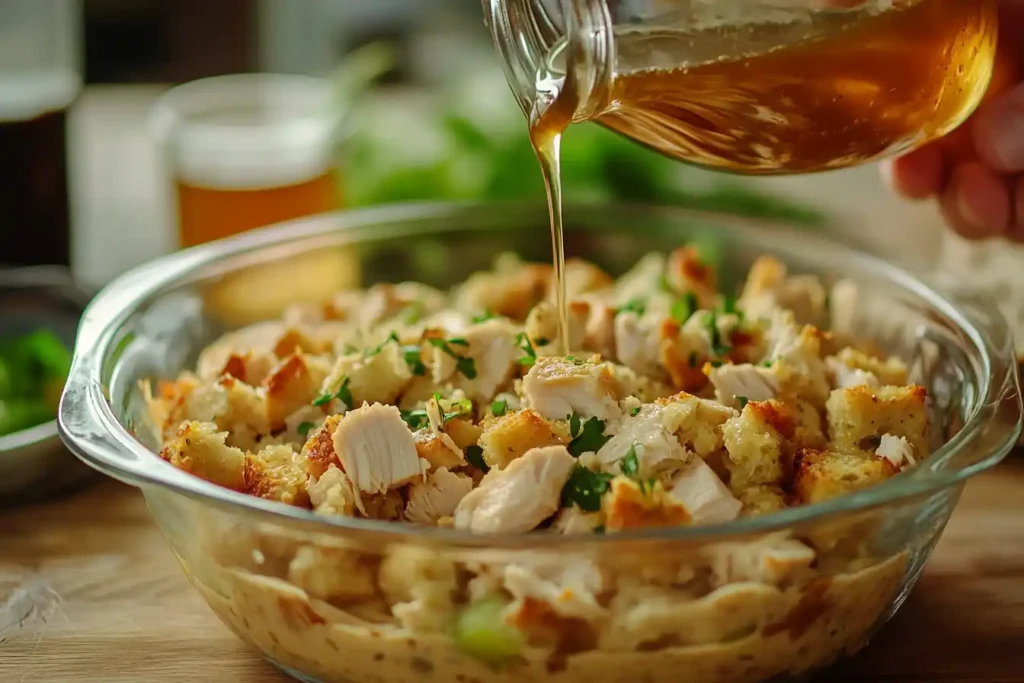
left=790, top=448, right=898, bottom=504
left=721, top=400, right=796, bottom=491
left=736, top=484, right=788, bottom=515
left=604, top=477, right=690, bottom=532
left=287, top=544, right=378, bottom=604
left=413, top=429, right=465, bottom=470
left=478, top=408, right=567, bottom=470
left=243, top=444, right=310, bottom=507
left=791, top=398, right=828, bottom=451
left=321, top=341, right=413, bottom=408
left=272, top=326, right=332, bottom=358
left=159, top=421, right=246, bottom=491
left=302, top=415, right=343, bottom=479
left=263, top=354, right=330, bottom=430
left=826, top=384, right=929, bottom=457
left=832, top=347, right=909, bottom=386
left=656, top=391, right=737, bottom=458
left=665, top=245, right=718, bottom=309
left=659, top=318, right=712, bottom=393
left=455, top=261, right=552, bottom=322
left=445, top=417, right=483, bottom=450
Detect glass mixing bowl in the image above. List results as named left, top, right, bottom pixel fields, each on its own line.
left=58, top=203, right=1021, bottom=683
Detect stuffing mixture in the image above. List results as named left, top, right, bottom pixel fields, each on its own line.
left=144, top=250, right=926, bottom=683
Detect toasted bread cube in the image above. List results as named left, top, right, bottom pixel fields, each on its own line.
left=159, top=421, right=246, bottom=491
left=321, top=341, right=413, bottom=409
left=604, top=477, right=690, bottom=532
left=413, top=429, right=465, bottom=470
left=243, top=444, right=310, bottom=507
left=736, top=484, right=788, bottom=515
left=301, top=414, right=344, bottom=479
left=656, top=391, right=737, bottom=458
left=833, top=347, right=909, bottom=386
left=722, top=400, right=796, bottom=490
left=791, top=448, right=898, bottom=504
left=826, top=384, right=929, bottom=457
left=478, top=409, right=566, bottom=470
left=791, top=398, right=828, bottom=451
left=263, top=353, right=331, bottom=430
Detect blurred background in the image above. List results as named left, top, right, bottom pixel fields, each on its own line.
left=57, top=0, right=967, bottom=286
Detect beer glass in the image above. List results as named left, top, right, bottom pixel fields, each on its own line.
left=151, top=74, right=344, bottom=248
left=0, top=0, right=82, bottom=266
left=483, top=0, right=1000, bottom=173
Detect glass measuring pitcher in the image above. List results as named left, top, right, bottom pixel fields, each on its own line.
left=482, top=0, right=1000, bottom=174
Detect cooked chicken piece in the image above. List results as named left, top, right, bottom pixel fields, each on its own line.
left=826, top=384, right=929, bottom=457
left=263, top=353, right=332, bottom=429
left=454, top=258, right=551, bottom=321
left=525, top=300, right=566, bottom=354
left=596, top=403, right=689, bottom=477
left=739, top=256, right=828, bottom=326
left=708, top=362, right=779, bottom=405
left=452, top=319, right=522, bottom=401
left=611, top=252, right=665, bottom=304
left=657, top=391, right=738, bottom=459
left=791, top=448, right=897, bottom=504
left=826, top=355, right=881, bottom=389
left=287, top=544, right=377, bottom=604
left=665, top=246, right=718, bottom=310
left=568, top=296, right=617, bottom=359
left=453, top=445, right=575, bottom=533
left=551, top=506, right=604, bottom=534
left=358, top=282, right=447, bottom=329
left=707, top=533, right=817, bottom=586
left=522, top=356, right=622, bottom=422
left=832, top=347, right=909, bottom=386
left=160, top=421, right=246, bottom=491
left=603, top=477, right=690, bottom=531
left=478, top=408, right=566, bottom=469
left=321, top=340, right=413, bottom=409
left=762, top=309, right=831, bottom=404
left=614, top=311, right=663, bottom=379
left=243, top=444, right=309, bottom=506
left=306, top=465, right=359, bottom=516
left=875, top=433, right=917, bottom=469
left=503, top=560, right=607, bottom=622
left=271, top=326, right=333, bottom=358
left=560, top=258, right=614, bottom=299
left=665, top=456, right=742, bottom=524
left=331, top=404, right=425, bottom=504
left=721, top=400, right=796, bottom=491
left=405, top=467, right=474, bottom=525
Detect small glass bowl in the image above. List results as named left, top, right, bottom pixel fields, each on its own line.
left=59, top=203, right=1021, bottom=683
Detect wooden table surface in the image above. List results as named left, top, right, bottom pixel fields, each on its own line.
left=2, top=458, right=1023, bottom=683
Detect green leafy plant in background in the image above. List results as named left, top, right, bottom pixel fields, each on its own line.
left=0, top=329, right=72, bottom=436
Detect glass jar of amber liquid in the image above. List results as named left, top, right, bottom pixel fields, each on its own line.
left=483, top=0, right=1000, bottom=174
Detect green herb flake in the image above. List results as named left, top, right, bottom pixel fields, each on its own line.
left=464, top=445, right=490, bottom=472
left=737, top=396, right=749, bottom=409
left=704, top=311, right=731, bottom=358
left=452, top=598, right=523, bottom=667
left=402, top=302, right=426, bottom=325
left=616, top=298, right=647, bottom=317
left=401, top=409, right=429, bottom=431
left=568, top=416, right=610, bottom=457
left=402, top=345, right=427, bottom=376
left=620, top=443, right=640, bottom=477
left=366, top=331, right=400, bottom=357
left=491, top=399, right=507, bottom=417
left=569, top=412, right=582, bottom=438
left=515, top=332, right=536, bottom=367
left=535, top=337, right=550, bottom=347
left=471, top=308, right=497, bottom=324
left=688, top=352, right=699, bottom=368
left=312, top=376, right=353, bottom=410
left=428, top=336, right=477, bottom=379
left=670, top=292, right=698, bottom=324
left=561, top=464, right=615, bottom=512
left=629, top=405, right=641, bottom=417
left=297, top=422, right=315, bottom=439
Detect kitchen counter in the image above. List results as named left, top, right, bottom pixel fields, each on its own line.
left=2, top=458, right=1023, bottom=683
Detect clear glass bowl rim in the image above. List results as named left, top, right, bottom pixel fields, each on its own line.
left=58, top=200, right=1023, bottom=549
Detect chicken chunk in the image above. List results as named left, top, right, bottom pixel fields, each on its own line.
left=791, top=448, right=898, bottom=504
left=307, top=465, right=359, bottom=517
left=875, top=433, right=917, bottom=469
left=762, top=309, right=831, bottom=404
left=522, top=356, right=622, bottom=422
left=825, top=356, right=881, bottom=390
left=452, top=319, right=522, bottom=401
left=195, top=321, right=287, bottom=379
left=332, top=404, right=425, bottom=503
left=159, top=421, right=246, bottom=491
left=657, top=391, right=738, bottom=459
left=321, top=340, right=413, bottom=409
left=739, top=255, right=827, bottom=326
left=708, top=362, right=779, bottom=405
left=831, top=347, right=909, bottom=386
left=478, top=409, right=566, bottom=470
left=664, top=245, right=718, bottom=309
left=826, top=384, right=929, bottom=457
left=405, top=467, right=475, bottom=525
left=453, top=445, right=575, bottom=533
left=666, top=456, right=742, bottom=524
left=595, top=403, right=690, bottom=478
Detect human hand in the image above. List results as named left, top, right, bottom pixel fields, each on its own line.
left=881, top=0, right=1024, bottom=242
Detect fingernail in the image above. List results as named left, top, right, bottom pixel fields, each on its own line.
left=977, top=88, right=1024, bottom=172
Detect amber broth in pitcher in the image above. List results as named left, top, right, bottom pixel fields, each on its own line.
left=527, top=0, right=998, bottom=349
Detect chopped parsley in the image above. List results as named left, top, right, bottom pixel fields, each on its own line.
left=438, top=393, right=473, bottom=425
left=561, top=464, right=614, bottom=512
left=312, top=376, right=353, bottom=410
left=464, top=445, right=489, bottom=472
left=629, top=405, right=642, bottom=417
left=428, top=336, right=477, bottom=379
left=491, top=399, right=507, bottom=417
left=719, top=294, right=738, bottom=316
left=297, top=421, right=315, bottom=439
left=620, top=443, right=640, bottom=477
left=737, top=396, right=749, bottom=409
left=616, top=298, right=647, bottom=317
left=568, top=415, right=610, bottom=456
left=401, top=302, right=426, bottom=325
left=471, top=308, right=497, bottom=324
left=671, top=292, right=698, bottom=324
left=704, top=311, right=731, bottom=357
left=761, top=359, right=774, bottom=368
left=688, top=351, right=699, bottom=368
left=400, top=409, right=429, bottom=430
left=515, top=332, right=536, bottom=367
left=366, top=331, right=400, bottom=357
left=534, top=337, right=551, bottom=347
left=402, top=344, right=427, bottom=376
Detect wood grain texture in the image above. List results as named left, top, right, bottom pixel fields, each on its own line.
left=2, top=458, right=1023, bottom=683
